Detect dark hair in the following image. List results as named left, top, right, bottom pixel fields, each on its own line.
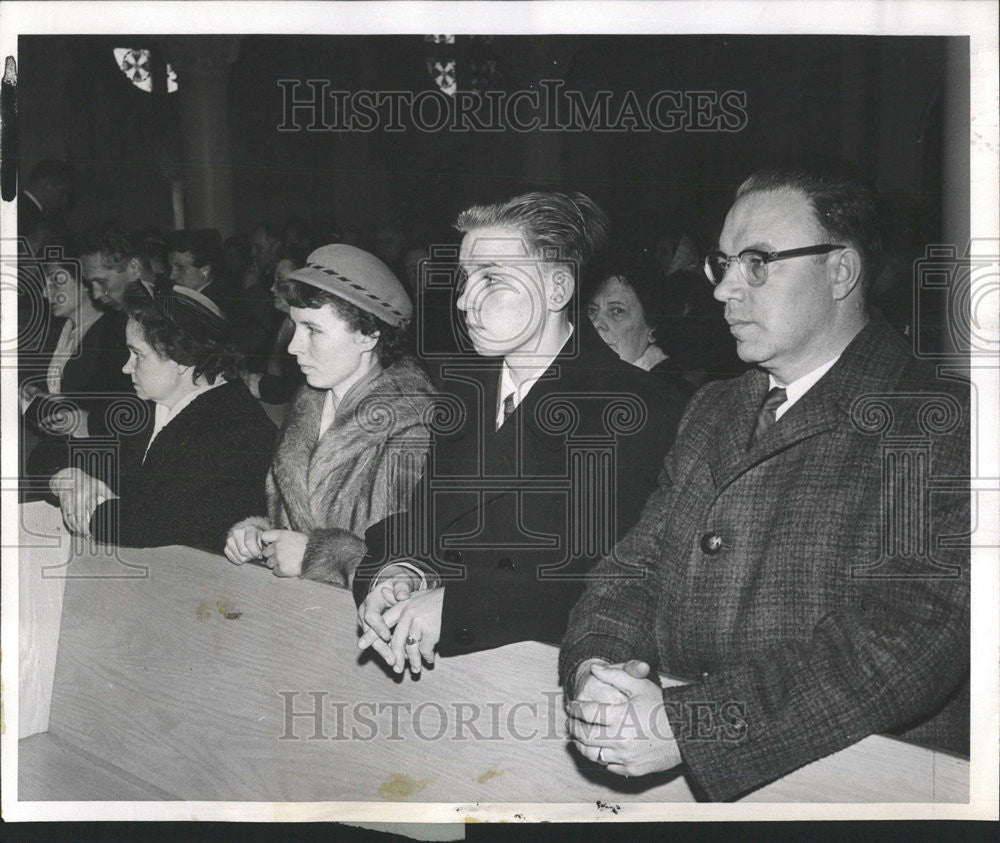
left=79, top=223, right=137, bottom=270
left=273, top=278, right=409, bottom=366
left=43, top=260, right=84, bottom=295
left=165, top=228, right=224, bottom=275
left=273, top=243, right=309, bottom=271
left=256, top=220, right=283, bottom=242
left=736, top=154, right=882, bottom=296
left=454, top=191, right=610, bottom=291
left=281, top=215, right=313, bottom=250
left=43, top=259, right=81, bottom=278
left=123, top=282, right=242, bottom=384
left=585, top=247, right=665, bottom=340
left=135, top=228, right=168, bottom=275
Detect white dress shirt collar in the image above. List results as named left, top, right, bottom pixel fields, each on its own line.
left=769, top=354, right=841, bottom=421
left=496, top=324, right=574, bottom=430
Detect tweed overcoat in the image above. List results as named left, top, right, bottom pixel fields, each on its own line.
left=560, top=318, right=970, bottom=801
left=354, top=320, right=687, bottom=655
left=233, top=355, right=438, bottom=582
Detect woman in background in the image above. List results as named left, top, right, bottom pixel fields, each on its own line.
left=225, top=244, right=437, bottom=588
left=51, top=279, right=275, bottom=551
left=242, top=244, right=308, bottom=408
left=585, top=248, right=695, bottom=398
left=21, top=260, right=132, bottom=490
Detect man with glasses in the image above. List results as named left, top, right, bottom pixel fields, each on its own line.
left=560, top=156, right=969, bottom=801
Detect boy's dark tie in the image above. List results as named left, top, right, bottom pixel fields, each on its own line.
left=498, top=392, right=515, bottom=430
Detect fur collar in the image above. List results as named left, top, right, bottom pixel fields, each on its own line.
left=269, top=355, right=436, bottom=536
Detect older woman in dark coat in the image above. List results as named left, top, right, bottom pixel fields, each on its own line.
left=585, top=248, right=696, bottom=399
left=50, top=280, right=275, bottom=552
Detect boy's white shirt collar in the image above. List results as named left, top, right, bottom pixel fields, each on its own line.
left=496, top=324, right=574, bottom=429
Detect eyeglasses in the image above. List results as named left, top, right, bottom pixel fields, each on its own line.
left=703, top=244, right=845, bottom=287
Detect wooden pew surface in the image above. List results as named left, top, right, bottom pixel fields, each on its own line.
left=18, top=503, right=969, bottom=804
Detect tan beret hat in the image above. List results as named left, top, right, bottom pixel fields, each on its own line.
left=287, top=244, right=412, bottom=326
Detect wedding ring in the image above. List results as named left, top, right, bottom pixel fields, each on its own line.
left=405, top=635, right=417, bottom=645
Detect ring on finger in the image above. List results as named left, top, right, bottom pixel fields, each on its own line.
left=598, top=747, right=606, bottom=765
left=405, top=635, right=418, bottom=646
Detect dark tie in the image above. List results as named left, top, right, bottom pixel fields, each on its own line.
left=749, top=386, right=787, bottom=447
left=499, top=392, right=515, bottom=430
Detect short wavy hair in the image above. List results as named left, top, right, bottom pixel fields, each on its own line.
left=454, top=191, right=610, bottom=292
left=736, top=154, right=882, bottom=297
left=79, top=223, right=136, bottom=271
left=585, top=246, right=664, bottom=332
left=165, top=228, right=224, bottom=276
left=123, top=282, right=242, bottom=384
left=273, top=278, right=410, bottom=367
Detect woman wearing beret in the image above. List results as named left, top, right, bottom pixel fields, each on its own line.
left=51, top=279, right=276, bottom=551
left=224, top=244, right=437, bottom=587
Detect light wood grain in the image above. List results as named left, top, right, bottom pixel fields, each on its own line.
left=19, top=732, right=176, bottom=801
left=18, top=502, right=70, bottom=738
left=25, top=520, right=968, bottom=803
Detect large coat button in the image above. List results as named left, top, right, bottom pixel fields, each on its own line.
left=445, top=550, right=463, bottom=565
left=700, top=532, right=724, bottom=555
left=453, top=627, right=475, bottom=645
left=497, top=556, right=515, bottom=570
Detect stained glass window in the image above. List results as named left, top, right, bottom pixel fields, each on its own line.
left=113, top=48, right=178, bottom=93
left=427, top=60, right=457, bottom=96
left=422, top=35, right=497, bottom=96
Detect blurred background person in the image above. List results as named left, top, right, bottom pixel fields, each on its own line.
left=238, top=222, right=288, bottom=363
left=82, top=223, right=157, bottom=314
left=244, top=220, right=283, bottom=289
left=374, top=218, right=407, bottom=281
left=653, top=224, right=744, bottom=387
left=281, top=214, right=314, bottom=253
left=19, top=159, right=74, bottom=257
left=135, top=227, right=169, bottom=279
left=241, top=243, right=308, bottom=418
left=20, top=259, right=132, bottom=497
left=222, top=233, right=252, bottom=293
